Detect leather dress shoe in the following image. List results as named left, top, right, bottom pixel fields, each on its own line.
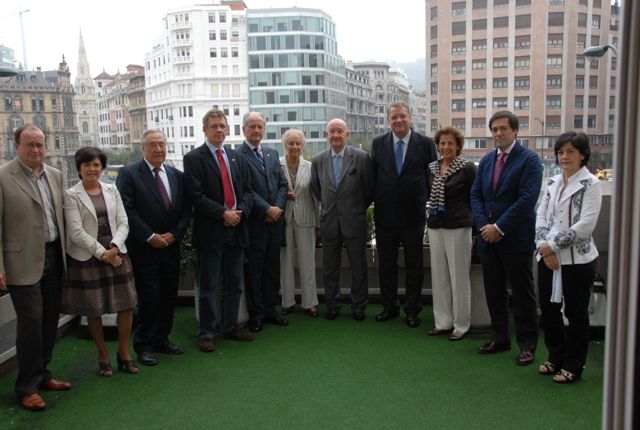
left=198, top=339, right=215, bottom=353
left=137, top=351, right=159, bottom=366
left=477, top=340, right=511, bottom=354
left=41, top=378, right=72, bottom=391
left=427, top=328, right=451, bottom=336
left=223, top=329, right=255, bottom=342
left=406, top=313, right=420, bottom=328
left=265, top=315, right=289, bottom=326
left=248, top=320, right=263, bottom=333
left=375, top=309, right=399, bottom=322
left=325, top=308, right=339, bottom=320
left=304, top=307, right=319, bottom=317
left=155, top=341, right=185, bottom=355
left=20, top=393, right=46, bottom=411
left=352, top=311, right=365, bottom=321
left=517, top=350, right=535, bottom=366
left=281, top=306, right=294, bottom=315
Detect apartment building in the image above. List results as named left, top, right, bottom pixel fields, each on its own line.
left=426, top=0, right=620, bottom=168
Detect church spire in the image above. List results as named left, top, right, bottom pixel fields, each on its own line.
left=75, top=27, right=94, bottom=86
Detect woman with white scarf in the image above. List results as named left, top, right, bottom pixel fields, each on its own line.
left=426, top=127, right=477, bottom=341
left=535, top=131, right=602, bottom=383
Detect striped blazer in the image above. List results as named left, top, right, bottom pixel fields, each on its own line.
left=280, top=156, right=319, bottom=228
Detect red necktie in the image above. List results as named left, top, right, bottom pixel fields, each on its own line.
left=492, top=152, right=507, bottom=190
left=216, top=148, right=236, bottom=209
left=153, top=167, right=171, bottom=209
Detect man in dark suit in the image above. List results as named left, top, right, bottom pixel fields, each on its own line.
left=183, top=109, right=255, bottom=352
left=116, top=130, right=191, bottom=366
left=310, top=119, right=374, bottom=321
left=239, top=112, right=289, bottom=333
left=0, top=124, right=71, bottom=411
left=371, top=101, right=437, bottom=328
left=470, top=110, right=542, bottom=366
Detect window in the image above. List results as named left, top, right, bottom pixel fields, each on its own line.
left=514, top=97, right=529, bottom=110
left=494, top=0, right=509, bottom=6
left=221, top=48, right=228, bottom=58
left=592, top=15, right=601, bottom=29
left=591, top=35, right=600, bottom=46
left=515, top=56, right=530, bottom=69
left=452, top=41, right=466, bottom=55
left=220, top=30, right=227, bottom=41
left=518, top=117, right=529, bottom=130
left=493, top=78, right=508, bottom=88
left=493, top=98, right=508, bottom=108
left=611, top=76, right=617, bottom=90
left=515, top=77, right=530, bottom=89
left=588, top=95, right=598, bottom=109
left=219, top=13, right=226, bottom=23
left=546, top=115, right=561, bottom=129
left=576, top=56, right=585, bottom=69
left=589, top=76, right=598, bottom=89
left=209, top=48, right=217, bottom=58
left=549, top=12, right=564, bottom=27
left=431, top=45, right=438, bottom=58
left=473, top=19, right=487, bottom=30
left=516, top=0, right=531, bottom=7
left=515, top=14, right=531, bottom=29
left=578, top=13, right=587, bottom=27
left=472, top=98, right=486, bottom=108
left=577, top=34, right=586, bottom=48
left=452, top=2, right=466, bottom=16
left=472, top=59, right=486, bottom=70
left=547, top=75, right=562, bottom=88
left=576, top=75, right=585, bottom=89
left=494, top=17, right=509, bottom=28
left=588, top=116, right=597, bottom=128
left=452, top=119, right=466, bottom=130
left=472, top=118, right=486, bottom=128
left=452, top=61, right=465, bottom=74
left=547, top=55, right=563, bottom=68
left=209, top=31, right=216, bottom=41
left=473, top=139, right=487, bottom=149
left=472, top=39, right=487, bottom=50
left=590, top=59, right=599, bottom=69
left=472, top=79, right=486, bottom=89
left=452, top=80, right=466, bottom=92
left=431, top=26, right=438, bottom=39
left=431, top=101, right=438, bottom=113
left=576, top=95, right=584, bottom=108
left=610, top=96, right=616, bottom=109
left=473, top=0, right=487, bottom=9
left=431, top=64, right=438, bottom=76
left=231, top=47, right=238, bottom=58
left=430, top=82, right=438, bottom=95
left=574, top=116, right=584, bottom=129
left=430, top=6, right=438, bottom=20
left=548, top=33, right=563, bottom=48
left=208, top=13, right=215, bottom=23
left=452, top=22, right=466, bottom=35
left=515, top=35, right=531, bottom=49
left=546, top=96, right=562, bottom=109
left=493, top=57, right=508, bottom=68
left=494, top=38, right=508, bottom=49
left=452, top=99, right=466, bottom=112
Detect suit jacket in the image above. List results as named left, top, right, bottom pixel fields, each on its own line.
left=239, top=142, right=288, bottom=234
left=280, top=156, right=319, bottom=228
left=470, top=141, right=542, bottom=253
left=310, top=146, right=374, bottom=239
left=64, top=181, right=129, bottom=261
left=371, top=130, right=437, bottom=227
left=116, top=159, right=191, bottom=259
left=183, top=143, right=253, bottom=250
left=0, top=158, right=66, bottom=285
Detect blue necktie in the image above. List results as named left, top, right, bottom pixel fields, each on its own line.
left=254, top=146, right=265, bottom=168
left=333, top=154, right=342, bottom=185
left=395, top=140, right=405, bottom=175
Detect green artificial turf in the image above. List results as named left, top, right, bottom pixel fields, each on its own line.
left=0, top=306, right=604, bottom=430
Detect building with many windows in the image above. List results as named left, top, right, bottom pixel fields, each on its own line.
left=144, top=1, right=249, bottom=169
left=345, top=62, right=376, bottom=143
left=426, top=0, right=619, bottom=169
left=246, top=7, right=346, bottom=155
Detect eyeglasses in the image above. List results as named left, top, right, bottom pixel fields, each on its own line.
left=21, top=143, right=46, bottom=151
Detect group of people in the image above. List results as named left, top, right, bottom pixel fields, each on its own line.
left=0, top=105, right=602, bottom=411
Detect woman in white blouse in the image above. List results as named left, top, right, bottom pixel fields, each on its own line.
left=535, top=131, right=602, bottom=384
left=279, top=129, right=320, bottom=317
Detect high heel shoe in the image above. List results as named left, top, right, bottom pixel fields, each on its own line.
left=99, top=361, right=113, bottom=377
left=117, top=352, right=139, bottom=374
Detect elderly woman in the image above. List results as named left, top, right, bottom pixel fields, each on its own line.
left=535, top=131, right=602, bottom=383
left=279, top=129, right=320, bottom=317
left=61, top=147, right=138, bottom=377
left=426, top=127, right=477, bottom=341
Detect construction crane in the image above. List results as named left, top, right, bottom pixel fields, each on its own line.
left=2, top=7, right=30, bottom=70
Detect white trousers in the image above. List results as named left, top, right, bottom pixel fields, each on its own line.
left=280, top=219, right=319, bottom=309
left=427, top=227, right=472, bottom=333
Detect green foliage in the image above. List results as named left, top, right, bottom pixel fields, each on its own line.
left=104, top=145, right=142, bottom=166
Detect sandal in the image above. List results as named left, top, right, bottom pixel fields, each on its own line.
left=553, top=369, right=579, bottom=384
left=99, top=361, right=113, bottom=377
left=538, top=361, right=558, bottom=375
left=117, top=353, right=139, bottom=374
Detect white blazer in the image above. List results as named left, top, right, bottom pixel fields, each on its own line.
left=535, top=166, right=601, bottom=265
left=64, top=181, right=129, bottom=261
left=280, top=156, right=319, bottom=228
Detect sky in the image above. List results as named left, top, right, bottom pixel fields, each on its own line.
left=0, top=0, right=426, bottom=78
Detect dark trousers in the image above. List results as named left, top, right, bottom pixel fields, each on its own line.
left=131, top=245, right=180, bottom=353
left=245, top=226, right=282, bottom=323
left=376, top=224, right=424, bottom=314
left=322, top=228, right=369, bottom=312
left=8, top=242, right=62, bottom=397
left=480, top=248, right=538, bottom=351
left=538, top=260, right=595, bottom=377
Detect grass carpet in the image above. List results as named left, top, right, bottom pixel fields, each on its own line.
left=0, top=305, right=604, bottom=430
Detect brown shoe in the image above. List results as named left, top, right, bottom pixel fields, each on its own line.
left=41, top=378, right=72, bottom=391
left=198, top=339, right=215, bottom=352
left=517, top=350, right=535, bottom=366
left=223, top=329, right=255, bottom=342
left=20, top=393, right=46, bottom=411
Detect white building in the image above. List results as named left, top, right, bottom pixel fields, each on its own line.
left=144, top=1, right=249, bottom=170
left=74, top=29, right=99, bottom=148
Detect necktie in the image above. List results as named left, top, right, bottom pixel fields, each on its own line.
left=153, top=167, right=171, bottom=209
left=216, top=148, right=236, bottom=209
left=254, top=146, right=265, bottom=168
left=492, top=152, right=507, bottom=190
left=395, top=140, right=405, bottom=175
left=333, top=154, right=342, bottom=186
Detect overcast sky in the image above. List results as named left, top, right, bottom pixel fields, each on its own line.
left=0, top=0, right=426, bottom=78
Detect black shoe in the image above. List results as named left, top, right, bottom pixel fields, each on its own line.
left=281, top=306, right=294, bottom=315
left=352, top=311, right=365, bottom=321
left=325, top=308, right=339, bottom=320
left=265, top=315, right=289, bottom=326
left=154, top=341, right=185, bottom=355
left=375, top=309, right=400, bottom=322
left=477, top=340, right=511, bottom=354
left=248, top=320, right=263, bottom=333
left=137, top=350, right=159, bottom=366
left=406, top=313, right=420, bottom=328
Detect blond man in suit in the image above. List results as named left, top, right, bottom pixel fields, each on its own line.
left=0, top=125, right=71, bottom=411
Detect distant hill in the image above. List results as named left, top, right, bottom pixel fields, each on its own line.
left=393, top=59, right=426, bottom=91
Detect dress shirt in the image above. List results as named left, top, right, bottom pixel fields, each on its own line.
left=18, top=160, right=58, bottom=242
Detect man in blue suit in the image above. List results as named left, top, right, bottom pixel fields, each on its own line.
left=470, top=110, right=542, bottom=366
left=117, top=130, right=192, bottom=365
left=183, top=109, right=255, bottom=352
left=239, top=112, right=290, bottom=333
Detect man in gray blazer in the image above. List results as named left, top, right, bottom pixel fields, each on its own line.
left=0, top=125, right=71, bottom=411
left=310, top=119, right=374, bottom=321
